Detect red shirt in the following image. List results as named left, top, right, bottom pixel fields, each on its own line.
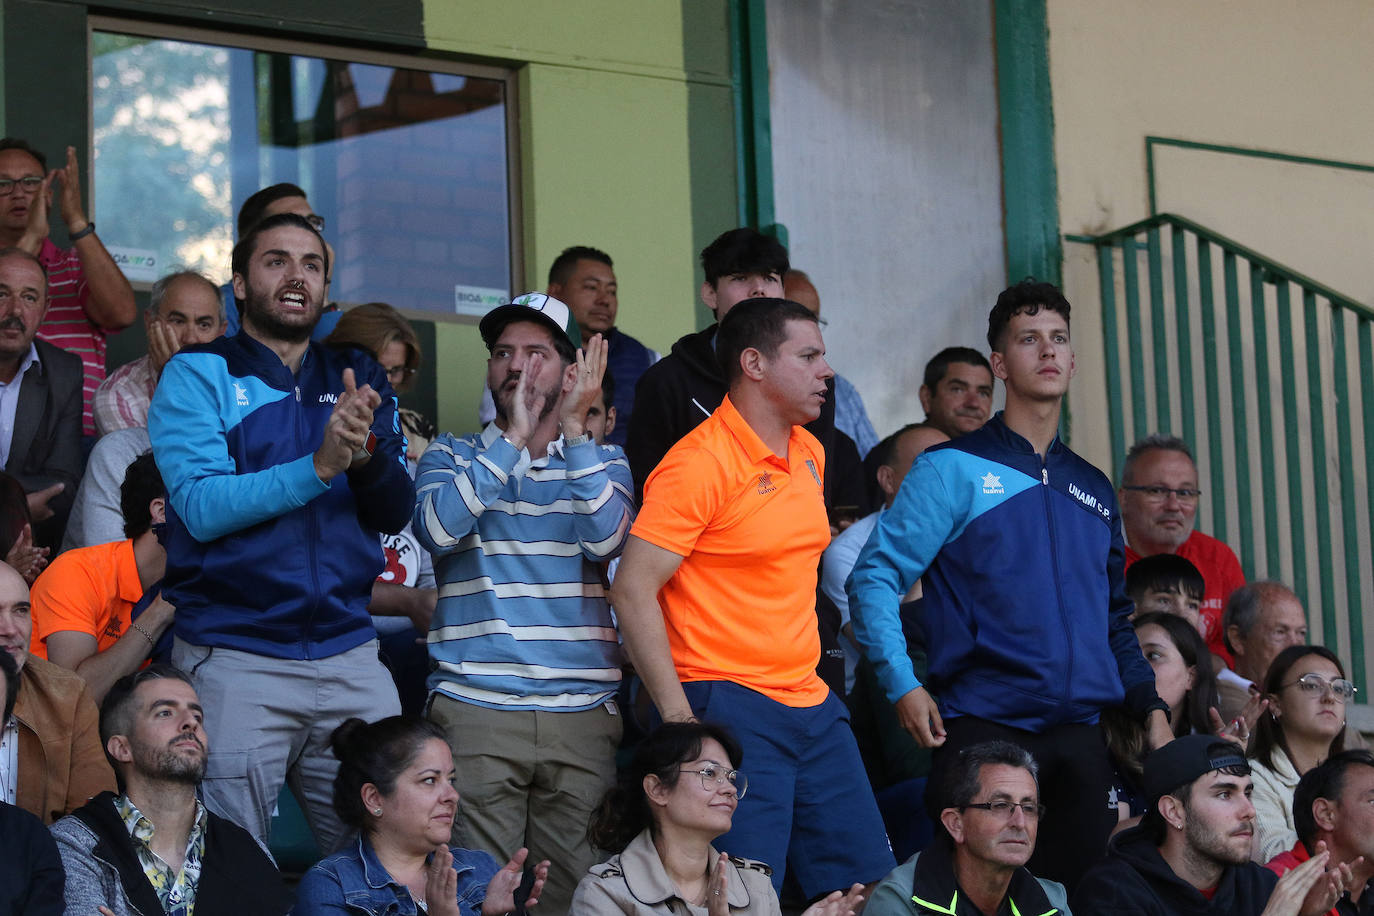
left=37, top=238, right=111, bottom=436
left=1126, top=529, right=1245, bottom=665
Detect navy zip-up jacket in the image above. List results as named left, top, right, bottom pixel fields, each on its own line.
left=148, top=333, right=414, bottom=660
left=847, top=412, right=1160, bottom=731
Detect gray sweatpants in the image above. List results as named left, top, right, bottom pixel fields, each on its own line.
left=173, top=637, right=401, bottom=854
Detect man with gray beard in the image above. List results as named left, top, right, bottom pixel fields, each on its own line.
left=50, top=666, right=289, bottom=916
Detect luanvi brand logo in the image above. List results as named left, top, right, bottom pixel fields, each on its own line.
left=980, top=472, right=1004, bottom=495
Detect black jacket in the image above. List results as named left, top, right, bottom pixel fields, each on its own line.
left=53, top=791, right=289, bottom=916
left=4, top=338, right=83, bottom=550
left=1073, top=825, right=1278, bottom=915
left=0, top=800, right=64, bottom=916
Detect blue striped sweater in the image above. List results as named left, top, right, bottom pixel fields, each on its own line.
left=414, top=424, right=634, bottom=711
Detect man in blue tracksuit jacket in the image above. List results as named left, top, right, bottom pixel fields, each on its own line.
left=148, top=212, right=413, bottom=853
left=848, top=280, right=1172, bottom=892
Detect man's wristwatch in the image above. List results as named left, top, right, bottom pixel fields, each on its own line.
left=564, top=433, right=593, bottom=448
left=352, top=431, right=377, bottom=464
left=69, top=222, right=96, bottom=241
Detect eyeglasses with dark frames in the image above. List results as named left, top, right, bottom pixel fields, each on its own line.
left=1121, top=485, right=1202, bottom=504
left=960, top=800, right=1045, bottom=821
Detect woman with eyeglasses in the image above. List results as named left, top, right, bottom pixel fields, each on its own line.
left=1247, top=644, right=1356, bottom=862
left=325, top=301, right=422, bottom=394
left=572, top=721, right=864, bottom=915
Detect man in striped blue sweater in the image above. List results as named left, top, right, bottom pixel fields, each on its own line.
left=414, top=293, right=635, bottom=915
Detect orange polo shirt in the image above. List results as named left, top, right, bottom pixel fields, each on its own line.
left=29, top=539, right=144, bottom=660
left=631, top=395, right=831, bottom=707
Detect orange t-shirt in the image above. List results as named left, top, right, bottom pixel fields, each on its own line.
left=29, top=539, right=144, bottom=661
left=631, top=395, right=831, bottom=707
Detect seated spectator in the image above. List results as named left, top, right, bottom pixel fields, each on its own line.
left=1267, top=750, right=1374, bottom=915
left=60, top=426, right=149, bottom=551
left=784, top=269, right=878, bottom=457
left=0, top=246, right=83, bottom=551
left=0, top=469, right=47, bottom=582
left=1119, top=435, right=1246, bottom=663
left=1218, top=582, right=1308, bottom=725
left=1249, top=646, right=1353, bottom=863
left=0, top=647, right=65, bottom=916
left=1102, top=613, right=1238, bottom=823
left=294, top=715, right=548, bottom=915
left=822, top=422, right=947, bottom=696
left=51, top=665, right=289, bottom=915
left=29, top=452, right=169, bottom=702
left=1075, top=734, right=1350, bottom=915
left=325, top=303, right=433, bottom=714
left=220, top=183, right=341, bottom=340
left=916, top=346, right=994, bottom=439
left=0, top=559, right=115, bottom=823
left=1126, top=553, right=1205, bottom=632
left=866, top=740, right=1070, bottom=916
left=92, top=270, right=224, bottom=436
left=0, top=138, right=136, bottom=437
left=573, top=721, right=865, bottom=915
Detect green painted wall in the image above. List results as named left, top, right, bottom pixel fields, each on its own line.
left=421, top=0, right=738, bottom=435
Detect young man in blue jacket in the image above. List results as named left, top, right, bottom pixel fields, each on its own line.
left=848, top=279, right=1173, bottom=891
left=148, top=212, right=413, bottom=852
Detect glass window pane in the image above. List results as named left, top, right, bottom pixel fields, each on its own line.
left=92, top=30, right=512, bottom=317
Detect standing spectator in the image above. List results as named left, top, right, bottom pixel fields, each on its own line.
left=416, top=293, right=633, bottom=914
left=0, top=559, right=115, bottom=822
left=0, top=647, right=66, bottom=916
left=0, top=246, right=83, bottom=551
left=1119, top=435, right=1246, bottom=663
left=0, top=139, right=136, bottom=435
left=1248, top=646, right=1352, bottom=863
left=148, top=212, right=412, bottom=851
left=547, top=245, right=659, bottom=447
left=221, top=183, right=341, bottom=340
left=848, top=280, right=1171, bottom=891
left=784, top=269, right=879, bottom=457
left=612, top=298, right=895, bottom=897
left=1266, top=750, right=1374, bottom=915
left=917, top=347, right=994, bottom=439
left=50, top=665, right=290, bottom=915
left=92, top=271, right=225, bottom=436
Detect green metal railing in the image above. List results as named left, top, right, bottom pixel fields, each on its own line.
left=1068, top=213, right=1372, bottom=693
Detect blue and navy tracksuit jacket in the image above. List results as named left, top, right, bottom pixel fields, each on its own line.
left=148, top=333, right=414, bottom=660
left=847, top=412, right=1160, bottom=731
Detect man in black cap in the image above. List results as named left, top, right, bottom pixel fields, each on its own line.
left=1074, top=734, right=1354, bottom=915
left=414, top=292, right=634, bottom=914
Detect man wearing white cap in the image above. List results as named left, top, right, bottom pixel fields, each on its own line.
left=414, top=293, right=635, bottom=914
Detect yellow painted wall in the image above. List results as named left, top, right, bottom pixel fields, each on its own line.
left=1049, top=0, right=1374, bottom=473
left=420, top=1, right=737, bottom=435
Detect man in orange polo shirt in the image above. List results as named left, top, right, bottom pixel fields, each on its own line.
left=28, top=452, right=170, bottom=702
left=611, top=297, right=894, bottom=899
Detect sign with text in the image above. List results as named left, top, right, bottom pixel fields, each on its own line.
left=108, top=246, right=161, bottom=284
left=454, top=285, right=509, bottom=318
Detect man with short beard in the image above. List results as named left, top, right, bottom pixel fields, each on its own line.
left=50, top=665, right=289, bottom=915
left=415, top=292, right=634, bottom=914
left=1075, top=735, right=1354, bottom=916
left=147, top=212, right=414, bottom=853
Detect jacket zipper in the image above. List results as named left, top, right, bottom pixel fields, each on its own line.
left=1040, top=457, right=1074, bottom=715
left=295, top=378, right=323, bottom=657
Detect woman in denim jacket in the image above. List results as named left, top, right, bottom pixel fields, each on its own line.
left=294, top=716, right=550, bottom=915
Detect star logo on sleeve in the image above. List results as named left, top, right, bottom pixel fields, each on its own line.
left=981, top=471, right=1004, bottom=495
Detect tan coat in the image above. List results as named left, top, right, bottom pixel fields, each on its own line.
left=571, top=829, right=781, bottom=915
left=13, top=656, right=116, bottom=823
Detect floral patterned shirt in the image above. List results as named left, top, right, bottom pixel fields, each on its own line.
left=114, top=793, right=207, bottom=915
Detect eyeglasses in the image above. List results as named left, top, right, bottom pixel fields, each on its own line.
left=386, top=365, right=416, bottom=382
left=960, top=800, right=1045, bottom=821
left=683, top=764, right=748, bottom=799
left=0, top=177, right=43, bottom=196
left=1122, top=485, right=1202, bottom=504
left=1281, top=673, right=1357, bottom=702
left=304, top=213, right=326, bottom=231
